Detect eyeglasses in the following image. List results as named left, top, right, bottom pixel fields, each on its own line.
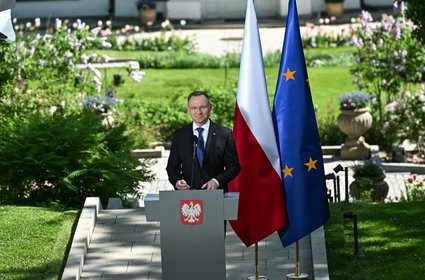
left=188, top=105, right=209, bottom=112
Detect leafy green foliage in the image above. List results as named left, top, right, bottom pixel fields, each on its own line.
left=133, top=50, right=354, bottom=69
left=315, top=104, right=345, bottom=145
left=400, top=0, right=425, bottom=44
left=352, top=160, right=384, bottom=178
left=0, top=112, right=153, bottom=206
left=117, top=86, right=237, bottom=144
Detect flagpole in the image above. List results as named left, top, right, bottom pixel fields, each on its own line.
left=286, top=241, right=309, bottom=280
left=247, top=243, right=268, bottom=280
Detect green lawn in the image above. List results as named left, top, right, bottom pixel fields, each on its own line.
left=109, top=65, right=356, bottom=116
left=325, top=201, right=425, bottom=280
left=99, top=46, right=357, bottom=115
left=0, top=206, right=79, bottom=280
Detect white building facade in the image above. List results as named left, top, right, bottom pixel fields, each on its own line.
left=12, top=0, right=393, bottom=20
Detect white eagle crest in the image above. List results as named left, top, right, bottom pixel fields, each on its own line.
left=181, top=201, right=202, bottom=224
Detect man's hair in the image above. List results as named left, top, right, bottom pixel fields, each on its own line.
left=187, top=91, right=210, bottom=104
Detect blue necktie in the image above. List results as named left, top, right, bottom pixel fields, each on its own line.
left=196, top=127, right=205, bottom=168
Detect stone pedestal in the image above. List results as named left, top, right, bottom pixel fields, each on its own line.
left=341, top=136, right=370, bottom=159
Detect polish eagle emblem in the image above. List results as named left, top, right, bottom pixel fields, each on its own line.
left=180, top=200, right=203, bottom=224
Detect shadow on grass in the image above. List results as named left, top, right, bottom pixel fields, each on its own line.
left=325, top=201, right=425, bottom=280
left=0, top=259, right=63, bottom=280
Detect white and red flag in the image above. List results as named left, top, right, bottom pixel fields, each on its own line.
left=228, top=0, right=287, bottom=247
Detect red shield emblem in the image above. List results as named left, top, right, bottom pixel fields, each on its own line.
left=180, top=200, right=203, bottom=225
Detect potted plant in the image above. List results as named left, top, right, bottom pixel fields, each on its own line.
left=349, top=161, right=389, bottom=202
left=337, top=92, right=373, bottom=159
left=325, top=0, right=345, bottom=17
left=136, top=0, right=157, bottom=26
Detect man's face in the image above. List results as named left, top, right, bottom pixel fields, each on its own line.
left=187, top=95, right=212, bottom=126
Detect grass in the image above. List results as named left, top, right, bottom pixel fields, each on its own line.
left=325, top=201, right=425, bottom=280
left=108, top=65, right=356, bottom=115
left=0, top=206, right=79, bottom=280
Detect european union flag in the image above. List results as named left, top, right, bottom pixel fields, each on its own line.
left=272, top=0, right=330, bottom=247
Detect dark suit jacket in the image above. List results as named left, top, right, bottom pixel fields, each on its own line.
left=166, top=120, right=240, bottom=191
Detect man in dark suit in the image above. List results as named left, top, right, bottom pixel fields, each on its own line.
left=166, top=91, right=240, bottom=191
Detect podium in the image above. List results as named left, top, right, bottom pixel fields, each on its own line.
left=145, top=190, right=239, bottom=280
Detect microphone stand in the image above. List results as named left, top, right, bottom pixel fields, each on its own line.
left=190, top=135, right=198, bottom=190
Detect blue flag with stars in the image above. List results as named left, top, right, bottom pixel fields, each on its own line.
left=272, top=0, right=329, bottom=247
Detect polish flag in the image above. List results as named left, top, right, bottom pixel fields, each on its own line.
left=228, top=0, right=287, bottom=247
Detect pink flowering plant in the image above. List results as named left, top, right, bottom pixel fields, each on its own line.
left=401, top=174, right=425, bottom=201
left=381, top=85, right=425, bottom=154
left=338, top=92, right=370, bottom=110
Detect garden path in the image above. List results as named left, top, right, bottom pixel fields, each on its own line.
left=127, top=23, right=355, bottom=56
left=74, top=147, right=414, bottom=280
left=137, top=148, right=411, bottom=204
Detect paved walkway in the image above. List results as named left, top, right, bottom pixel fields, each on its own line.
left=80, top=149, right=316, bottom=280
left=124, top=23, right=355, bottom=57
left=137, top=149, right=410, bottom=204
left=74, top=147, right=414, bottom=280
left=80, top=208, right=313, bottom=280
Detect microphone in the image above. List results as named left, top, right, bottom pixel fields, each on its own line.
left=192, top=135, right=198, bottom=159
left=191, top=135, right=198, bottom=189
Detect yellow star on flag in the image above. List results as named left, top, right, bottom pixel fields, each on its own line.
left=282, top=164, right=294, bottom=178
left=282, top=68, right=296, bottom=82
left=304, top=157, right=318, bottom=172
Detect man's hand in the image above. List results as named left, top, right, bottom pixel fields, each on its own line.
left=201, top=180, right=218, bottom=190
left=176, top=179, right=190, bottom=190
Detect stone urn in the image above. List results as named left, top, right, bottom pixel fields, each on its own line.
left=326, top=2, right=344, bottom=17
left=138, top=8, right=157, bottom=26
left=349, top=174, right=389, bottom=202
left=337, top=108, right=373, bottom=159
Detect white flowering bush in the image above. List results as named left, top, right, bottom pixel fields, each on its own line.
left=0, top=18, right=151, bottom=206
left=350, top=2, right=425, bottom=151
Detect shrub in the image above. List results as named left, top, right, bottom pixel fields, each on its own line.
left=137, top=52, right=223, bottom=68
left=134, top=50, right=353, bottom=69
left=381, top=86, right=425, bottom=154
left=118, top=86, right=237, bottom=143
left=0, top=112, right=153, bottom=206
left=352, top=160, right=384, bottom=178
left=316, top=104, right=345, bottom=145
left=118, top=33, right=196, bottom=53
left=350, top=7, right=425, bottom=152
